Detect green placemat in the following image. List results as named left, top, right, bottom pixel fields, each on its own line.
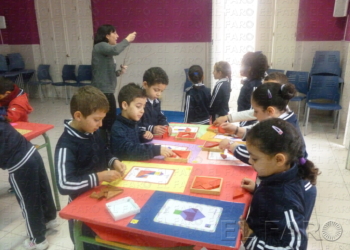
left=169, top=123, right=209, bottom=138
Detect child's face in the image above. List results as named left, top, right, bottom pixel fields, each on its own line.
left=246, top=143, right=285, bottom=177
left=106, top=31, right=119, bottom=45
left=122, top=97, right=146, bottom=121
left=251, top=100, right=271, bottom=121
left=74, top=109, right=106, bottom=134
left=212, top=67, right=222, bottom=80
left=143, top=82, right=167, bottom=100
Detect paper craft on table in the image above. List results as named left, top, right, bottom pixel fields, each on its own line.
left=154, top=199, right=222, bottom=232
left=154, top=144, right=188, bottom=151
left=208, top=151, right=238, bottom=161
left=124, top=167, right=174, bottom=184
left=172, top=126, right=199, bottom=133
left=213, top=134, right=240, bottom=140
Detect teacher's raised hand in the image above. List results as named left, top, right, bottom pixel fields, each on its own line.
left=126, top=32, right=137, bottom=42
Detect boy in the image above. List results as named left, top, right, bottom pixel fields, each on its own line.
left=139, top=67, right=171, bottom=136
left=0, top=116, right=57, bottom=250
left=110, top=83, right=173, bottom=160
left=0, top=77, right=33, bottom=122
left=54, top=85, right=125, bottom=249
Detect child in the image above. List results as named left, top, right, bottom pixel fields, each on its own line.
left=0, top=77, right=33, bottom=122
left=0, top=116, right=57, bottom=250
left=209, top=61, right=231, bottom=120
left=237, top=52, right=268, bottom=126
left=183, top=65, right=211, bottom=124
left=54, top=85, right=126, bottom=249
left=213, top=72, right=288, bottom=126
left=238, top=118, right=318, bottom=249
left=220, top=82, right=307, bottom=165
left=111, top=83, right=173, bottom=160
left=139, top=67, right=171, bottom=136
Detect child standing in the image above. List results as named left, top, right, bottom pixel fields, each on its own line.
left=209, top=61, right=231, bottom=120
left=139, top=67, right=171, bottom=136
left=0, top=117, right=57, bottom=250
left=220, top=82, right=307, bottom=165
left=238, top=52, right=268, bottom=126
left=239, top=118, right=318, bottom=249
left=183, top=65, right=211, bottom=124
left=54, top=86, right=125, bottom=249
left=111, top=83, right=173, bottom=160
left=0, top=77, right=33, bottom=122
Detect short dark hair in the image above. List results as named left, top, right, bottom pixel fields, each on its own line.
left=118, top=83, right=147, bottom=108
left=93, top=24, right=116, bottom=45
left=246, top=118, right=319, bottom=184
left=0, top=77, right=15, bottom=94
left=241, top=52, right=269, bottom=80
left=252, top=82, right=296, bottom=112
left=264, top=72, right=288, bottom=84
left=188, top=65, right=203, bottom=84
left=143, top=67, right=169, bottom=86
left=70, top=85, right=109, bottom=117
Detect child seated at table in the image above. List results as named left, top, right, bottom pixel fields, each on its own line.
left=183, top=65, right=211, bottom=124
left=139, top=67, right=172, bottom=136
left=0, top=77, right=33, bottom=122
left=0, top=116, right=57, bottom=250
left=110, top=83, right=173, bottom=160
left=54, top=85, right=126, bottom=249
left=238, top=118, right=318, bottom=249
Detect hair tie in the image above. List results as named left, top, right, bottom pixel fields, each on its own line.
left=267, top=89, right=272, bottom=99
left=272, top=125, right=283, bottom=135
left=193, top=72, right=199, bottom=76
left=281, top=84, right=285, bottom=91
left=299, top=157, right=306, bottom=165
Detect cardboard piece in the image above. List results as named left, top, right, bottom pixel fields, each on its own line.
left=90, top=185, right=124, bottom=200
left=232, top=187, right=248, bottom=199
left=190, top=176, right=223, bottom=195
left=153, top=126, right=170, bottom=139
left=207, top=125, right=218, bottom=132
left=175, top=132, right=197, bottom=141
left=164, top=150, right=191, bottom=163
left=202, top=141, right=222, bottom=152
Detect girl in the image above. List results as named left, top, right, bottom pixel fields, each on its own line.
left=183, top=65, right=211, bottom=124
left=237, top=51, right=268, bottom=126
left=91, top=24, right=136, bottom=139
left=209, top=61, right=231, bottom=120
left=238, top=118, right=318, bottom=250
left=219, top=82, right=307, bottom=165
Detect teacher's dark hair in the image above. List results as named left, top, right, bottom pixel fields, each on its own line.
left=94, top=24, right=116, bottom=45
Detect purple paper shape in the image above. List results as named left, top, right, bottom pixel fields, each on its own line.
left=180, top=208, right=205, bottom=221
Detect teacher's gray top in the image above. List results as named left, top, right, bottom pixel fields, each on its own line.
left=91, top=39, right=129, bottom=93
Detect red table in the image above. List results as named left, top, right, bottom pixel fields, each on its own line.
left=11, top=122, right=61, bottom=211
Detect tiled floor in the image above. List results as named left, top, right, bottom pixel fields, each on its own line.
left=1, top=97, right=350, bottom=250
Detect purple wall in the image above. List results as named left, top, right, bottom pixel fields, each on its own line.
left=91, top=0, right=212, bottom=43
left=0, top=0, right=39, bottom=45
left=297, top=0, right=347, bottom=41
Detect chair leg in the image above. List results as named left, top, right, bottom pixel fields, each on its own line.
left=332, top=110, right=337, bottom=129
left=304, top=107, right=310, bottom=136
left=336, top=110, right=340, bottom=139
left=181, top=92, right=185, bottom=112
left=53, top=86, right=60, bottom=99
left=297, top=101, right=301, bottom=122
left=64, top=85, right=69, bottom=105
left=39, top=85, right=44, bottom=102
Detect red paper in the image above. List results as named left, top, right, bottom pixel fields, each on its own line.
left=204, top=141, right=220, bottom=148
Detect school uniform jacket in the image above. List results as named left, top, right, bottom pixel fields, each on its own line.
left=0, top=88, right=33, bottom=122
left=139, top=98, right=169, bottom=133
left=111, top=114, right=161, bottom=161
left=0, top=119, right=36, bottom=172
left=234, top=111, right=307, bottom=165
left=184, top=84, right=211, bottom=124
left=54, top=120, right=119, bottom=201
left=209, top=78, right=231, bottom=118
left=238, top=78, right=261, bottom=126
left=244, top=164, right=316, bottom=250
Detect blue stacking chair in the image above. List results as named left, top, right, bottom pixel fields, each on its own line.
left=52, top=65, right=77, bottom=104
left=181, top=68, right=193, bottom=111
left=0, top=54, right=8, bottom=73
left=27, top=64, right=53, bottom=101
left=267, top=69, right=285, bottom=75
left=0, top=55, right=21, bottom=83
left=303, top=75, right=342, bottom=138
left=310, top=51, right=341, bottom=76
left=286, top=71, right=309, bottom=121
left=7, top=53, right=35, bottom=88
left=66, top=65, right=92, bottom=99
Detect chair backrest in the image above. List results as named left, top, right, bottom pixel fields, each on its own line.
left=0, top=54, right=8, bottom=72
left=310, top=51, right=341, bottom=76
left=77, top=65, right=92, bottom=83
left=183, top=68, right=193, bottom=92
left=37, top=64, right=52, bottom=82
left=286, top=70, right=309, bottom=95
left=7, top=53, right=25, bottom=71
left=62, top=65, right=77, bottom=82
left=267, top=69, right=285, bottom=75
left=307, top=75, right=340, bottom=103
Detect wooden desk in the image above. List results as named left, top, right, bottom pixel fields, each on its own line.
left=11, top=122, right=61, bottom=211
left=59, top=163, right=257, bottom=250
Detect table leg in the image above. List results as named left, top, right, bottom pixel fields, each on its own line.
left=41, top=133, right=61, bottom=211
left=74, top=221, right=84, bottom=250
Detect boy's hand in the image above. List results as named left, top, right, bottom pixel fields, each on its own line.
left=154, top=125, right=167, bottom=135
left=167, top=126, right=172, bottom=136
left=160, top=146, right=173, bottom=157
left=143, top=131, right=153, bottom=140
left=220, top=123, right=236, bottom=134
left=213, top=115, right=228, bottom=126
left=241, top=178, right=256, bottom=193
left=219, top=139, right=231, bottom=150
left=126, top=32, right=136, bottom=42
left=112, top=160, right=126, bottom=176
left=97, top=170, right=122, bottom=183
left=239, top=215, right=253, bottom=243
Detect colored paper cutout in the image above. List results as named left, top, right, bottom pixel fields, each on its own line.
left=203, top=141, right=220, bottom=148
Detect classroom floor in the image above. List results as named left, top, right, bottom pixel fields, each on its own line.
left=0, top=97, right=349, bottom=250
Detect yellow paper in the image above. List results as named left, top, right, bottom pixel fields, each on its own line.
left=199, top=131, right=221, bottom=142
left=15, top=128, right=32, bottom=135
left=104, top=161, right=192, bottom=193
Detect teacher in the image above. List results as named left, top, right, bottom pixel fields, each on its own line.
left=92, top=24, right=136, bottom=141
